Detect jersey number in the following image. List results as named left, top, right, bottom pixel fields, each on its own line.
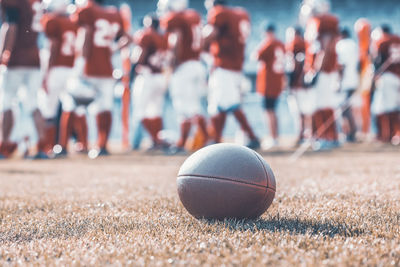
left=389, top=44, right=400, bottom=63
left=31, top=1, right=43, bottom=32
left=273, top=48, right=285, bottom=74
left=239, top=20, right=251, bottom=44
left=61, top=31, right=76, bottom=56
left=94, top=19, right=121, bottom=48
left=191, top=24, right=202, bottom=50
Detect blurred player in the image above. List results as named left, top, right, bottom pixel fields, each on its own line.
left=0, top=0, right=47, bottom=159
left=370, top=25, right=400, bottom=144
left=335, top=27, right=359, bottom=142
left=132, top=14, right=168, bottom=150
left=256, top=24, right=285, bottom=148
left=354, top=18, right=373, bottom=138
left=40, top=0, right=81, bottom=157
left=285, top=26, right=312, bottom=145
left=203, top=0, right=260, bottom=149
left=69, top=0, right=130, bottom=158
left=159, top=0, right=209, bottom=154
left=303, top=0, right=340, bottom=150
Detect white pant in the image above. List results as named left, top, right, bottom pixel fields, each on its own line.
left=314, top=71, right=340, bottom=110
left=208, top=68, right=243, bottom=115
left=133, top=72, right=167, bottom=120
left=170, top=60, right=207, bottom=120
left=371, top=72, right=400, bottom=115
left=293, top=88, right=316, bottom=115
left=0, top=66, right=41, bottom=113
left=39, top=67, right=73, bottom=119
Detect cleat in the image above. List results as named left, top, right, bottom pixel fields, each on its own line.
left=53, top=145, right=68, bottom=158
left=165, top=146, right=187, bottom=156
left=246, top=139, right=261, bottom=150
left=33, top=151, right=50, bottom=160
left=88, top=148, right=110, bottom=159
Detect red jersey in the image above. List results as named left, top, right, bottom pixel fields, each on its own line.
left=305, top=13, right=339, bottom=73
left=378, top=34, right=400, bottom=77
left=42, top=13, right=77, bottom=68
left=0, top=0, right=42, bottom=67
left=354, top=18, right=371, bottom=71
left=161, top=9, right=201, bottom=65
left=207, top=6, right=250, bottom=71
left=134, top=28, right=167, bottom=73
left=257, top=38, right=285, bottom=97
left=286, top=34, right=306, bottom=89
left=75, top=3, right=124, bottom=77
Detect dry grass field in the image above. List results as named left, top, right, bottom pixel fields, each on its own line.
left=0, top=143, right=399, bottom=266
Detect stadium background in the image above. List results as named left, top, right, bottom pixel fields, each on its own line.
left=11, top=0, right=400, bottom=146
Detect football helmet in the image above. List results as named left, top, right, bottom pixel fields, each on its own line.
left=43, top=0, right=71, bottom=12
left=157, top=0, right=188, bottom=14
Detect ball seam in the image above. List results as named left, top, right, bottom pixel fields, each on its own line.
left=177, top=174, right=275, bottom=191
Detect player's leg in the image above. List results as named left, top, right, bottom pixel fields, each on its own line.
left=0, top=68, right=20, bottom=158
left=168, top=62, right=198, bottom=152
left=262, top=97, right=279, bottom=145
left=90, top=78, right=115, bottom=157
left=73, top=107, right=88, bottom=153
left=210, top=111, right=226, bottom=143
left=136, top=72, right=167, bottom=148
left=38, top=67, right=70, bottom=156
left=23, top=68, right=48, bottom=159
left=342, top=90, right=357, bottom=142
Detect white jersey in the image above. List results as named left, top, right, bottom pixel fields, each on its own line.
left=336, top=38, right=360, bottom=91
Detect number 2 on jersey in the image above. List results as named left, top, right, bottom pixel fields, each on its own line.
left=94, top=19, right=121, bottom=48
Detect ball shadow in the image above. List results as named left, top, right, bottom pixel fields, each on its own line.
left=204, top=216, right=364, bottom=238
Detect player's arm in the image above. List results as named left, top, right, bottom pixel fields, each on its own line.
left=167, top=29, right=182, bottom=68
left=202, top=24, right=218, bottom=51
left=0, top=7, right=19, bottom=65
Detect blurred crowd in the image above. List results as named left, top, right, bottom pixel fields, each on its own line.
left=0, top=0, right=399, bottom=159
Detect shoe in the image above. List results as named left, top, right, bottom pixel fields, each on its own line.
left=312, top=140, right=340, bottom=151
left=346, top=133, right=356, bottom=143
left=53, top=145, right=68, bottom=158
left=147, top=141, right=171, bottom=152
left=165, top=146, right=187, bottom=156
left=88, top=148, right=110, bottom=159
left=246, top=139, right=261, bottom=150
left=33, top=151, right=50, bottom=160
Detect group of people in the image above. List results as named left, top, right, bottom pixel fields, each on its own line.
left=0, top=0, right=399, bottom=159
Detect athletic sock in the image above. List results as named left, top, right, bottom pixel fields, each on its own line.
left=142, top=118, right=162, bottom=145
left=196, top=115, right=209, bottom=141
left=74, top=114, right=88, bottom=151
left=177, top=120, right=191, bottom=148
left=233, top=109, right=257, bottom=140
left=59, top=112, right=75, bottom=149
left=210, top=112, right=226, bottom=143
left=96, top=111, right=112, bottom=149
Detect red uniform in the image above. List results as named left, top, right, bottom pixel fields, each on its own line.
left=256, top=39, right=285, bottom=98
left=305, top=13, right=339, bottom=73
left=377, top=34, right=400, bottom=77
left=135, top=28, right=167, bottom=73
left=42, top=14, right=78, bottom=68
left=75, top=2, right=124, bottom=77
left=207, top=5, right=250, bottom=71
left=286, top=35, right=306, bottom=89
left=0, top=0, right=42, bottom=67
left=161, top=9, right=201, bottom=65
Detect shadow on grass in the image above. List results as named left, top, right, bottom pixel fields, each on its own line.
left=205, top=217, right=365, bottom=238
